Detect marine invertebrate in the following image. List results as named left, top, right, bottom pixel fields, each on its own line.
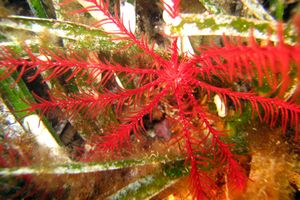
left=0, top=0, right=300, bottom=199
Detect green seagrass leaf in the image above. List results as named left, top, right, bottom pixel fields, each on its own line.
left=107, top=173, right=178, bottom=200
left=0, top=156, right=184, bottom=176
left=0, top=71, right=62, bottom=145
left=26, top=0, right=49, bottom=18
left=0, top=16, right=119, bottom=50
left=198, top=0, right=226, bottom=14
left=268, top=0, right=284, bottom=20
left=241, top=0, right=275, bottom=21
left=171, top=13, right=297, bottom=44
left=0, top=34, right=6, bottom=42
left=0, top=73, right=32, bottom=119
left=108, top=159, right=188, bottom=200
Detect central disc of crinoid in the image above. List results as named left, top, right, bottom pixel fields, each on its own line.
left=160, top=62, right=193, bottom=86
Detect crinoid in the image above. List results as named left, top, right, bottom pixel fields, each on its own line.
left=0, top=0, right=300, bottom=199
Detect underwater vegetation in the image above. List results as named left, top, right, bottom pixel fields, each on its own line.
left=0, top=0, right=300, bottom=199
